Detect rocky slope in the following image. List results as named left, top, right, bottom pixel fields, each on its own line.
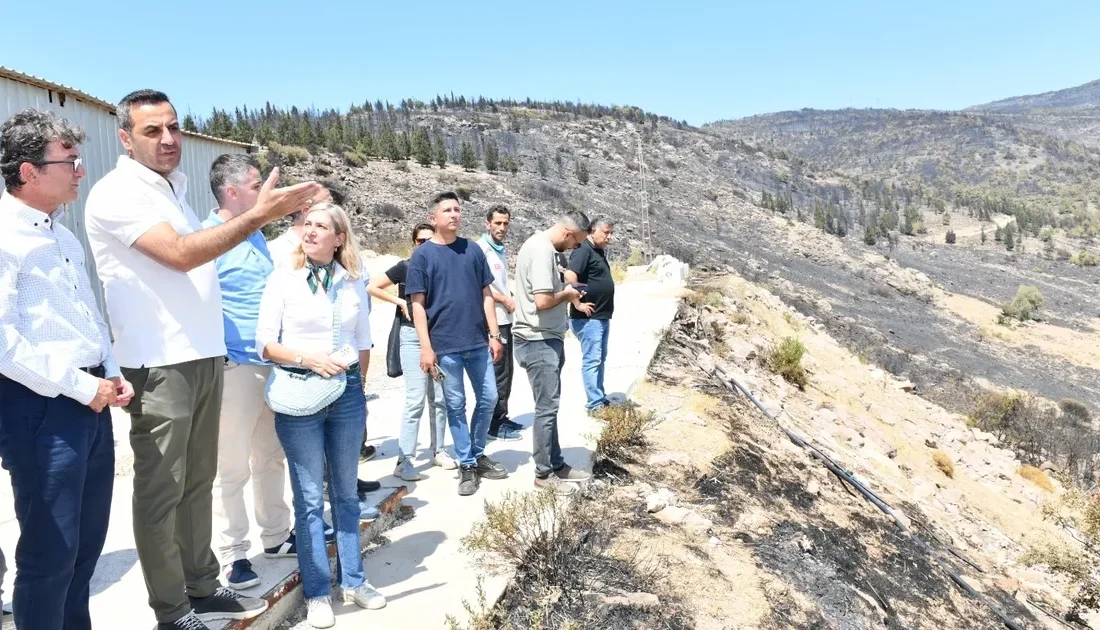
left=637, top=272, right=1096, bottom=628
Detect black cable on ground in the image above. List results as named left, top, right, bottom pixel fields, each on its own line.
left=702, top=359, right=1028, bottom=630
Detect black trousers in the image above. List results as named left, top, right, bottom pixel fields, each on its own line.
left=490, top=324, right=514, bottom=433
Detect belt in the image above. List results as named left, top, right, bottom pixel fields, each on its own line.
left=0, top=364, right=105, bottom=381
left=279, top=363, right=360, bottom=377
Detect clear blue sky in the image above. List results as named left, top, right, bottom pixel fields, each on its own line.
left=3, top=0, right=1098, bottom=126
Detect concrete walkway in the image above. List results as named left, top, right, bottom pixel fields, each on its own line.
left=0, top=271, right=680, bottom=630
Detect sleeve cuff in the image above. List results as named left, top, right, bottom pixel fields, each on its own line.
left=69, top=369, right=100, bottom=406
left=103, top=355, right=122, bottom=380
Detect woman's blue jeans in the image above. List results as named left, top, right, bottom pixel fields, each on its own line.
left=274, top=371, right=366, bottom=599
left=398, top=325, right=447, bottom=459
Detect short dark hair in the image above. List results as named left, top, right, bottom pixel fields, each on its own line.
left=411, top=222, right=435, bottom=243
left=486, top=204, right=510, bottom=222
left=0, top=109, right=86, bottom=192
left=117, top=89, right=173, bottom=132
left=428, top=191, right=460, bottom=213
left=209, top=154, right=261, bottom=205
left=562, top=210, right=591, bottom=234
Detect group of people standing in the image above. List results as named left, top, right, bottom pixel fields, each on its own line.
left=0, top=87, right=618, bottom=630
left=370, top=196, right=617, bottom=499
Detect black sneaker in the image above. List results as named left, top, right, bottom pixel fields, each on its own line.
left=263, top=535, right=296, bottom=558
left=224, top=559, right=261, bottom=589
left=360, top=444, right=377, bottom=463
left=458, top=465, right=480, bottom=496
left=503, top=420, right=526, bottom=432
left=190, top=586, right=268, bottom=621
left=357, top=478, right=381, bottom=493
left=476, top=455, right=509, bottom=480
left=157, top=611, right=210, bottom=630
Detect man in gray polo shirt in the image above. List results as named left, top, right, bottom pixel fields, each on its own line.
left=513, top=210, right=593, bottom=494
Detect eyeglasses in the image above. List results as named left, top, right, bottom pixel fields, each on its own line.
left=36, top=157, right=82, bottom=173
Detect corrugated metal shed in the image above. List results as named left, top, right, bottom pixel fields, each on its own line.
left=0, top=66, right=255, bottom=315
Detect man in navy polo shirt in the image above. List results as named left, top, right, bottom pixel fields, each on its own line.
left=407, top=192, right=506, bottom=496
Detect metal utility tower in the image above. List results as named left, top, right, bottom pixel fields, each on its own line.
left=637, top=136, right=652, bottom=263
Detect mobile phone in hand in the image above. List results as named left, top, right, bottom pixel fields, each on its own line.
left=330, top=344, right=357, bottom=366
left=430, top=364, right=445, bottom=382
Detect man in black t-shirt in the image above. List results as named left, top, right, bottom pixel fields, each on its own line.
left=566, top=218, right=616, bottom=412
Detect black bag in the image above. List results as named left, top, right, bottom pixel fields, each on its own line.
left=386, top=315, right=403, bottom=378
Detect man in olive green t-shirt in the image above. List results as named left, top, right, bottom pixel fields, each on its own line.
left=513, top=211, right=594, bottom=494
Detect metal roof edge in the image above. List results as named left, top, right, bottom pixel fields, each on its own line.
left=0, top=66, right=255, bottom=149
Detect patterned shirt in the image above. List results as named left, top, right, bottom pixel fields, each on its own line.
left=0, top=191, right=120, bottom=405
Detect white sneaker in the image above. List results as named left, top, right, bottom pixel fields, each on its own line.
left=394, top=458, right=422, bottom=481
left=306, top=596, right=335, bottom=628
left=340, top=582, right=387, bottom=610
left=432, top=451, right=457, bottom=470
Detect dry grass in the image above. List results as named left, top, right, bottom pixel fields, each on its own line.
left=377, top=239, right=413, bottom=259
left=932, top=450, right=955, bottom=478
left=684, top=287, right=724, bottom=309
left=595, top=403, right=653, bottom=459
left=611, top=262, right=628, bottom=283
left=1018, top=465, right=1054, bottom=492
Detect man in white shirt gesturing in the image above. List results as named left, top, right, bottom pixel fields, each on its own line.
left=85, top=90, right=320, bottom=630
left=0, top=109, right=133, bottom=630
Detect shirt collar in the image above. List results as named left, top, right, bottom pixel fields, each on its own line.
left=116, top=155, right=188, bottom=199
left=481, top=233, right=505, bottom=254
left=297, top=260, right=348, bottom=283
left=0, top=190, right=65, bottom=230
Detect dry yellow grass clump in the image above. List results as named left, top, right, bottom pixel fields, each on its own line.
left=932, top=450, right=955, bottom=478
left=1018, top=464, right=1054, bottom=492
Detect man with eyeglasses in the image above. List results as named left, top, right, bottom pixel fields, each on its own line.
left=512, top=211, right=593, bottom=495
left=85, top=90, right=320, bottom=630
left=0, top=108, right=133, bottom=630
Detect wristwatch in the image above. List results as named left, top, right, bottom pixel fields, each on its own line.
left=489, top=333, right=501, bottom=341
left=295, top=353, right=304, bottom=366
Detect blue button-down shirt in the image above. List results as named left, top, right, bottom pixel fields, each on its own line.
left=202, top=211, right=274, bottom=365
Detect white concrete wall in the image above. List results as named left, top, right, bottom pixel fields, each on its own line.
left=0, top=74, right=249, bottom=316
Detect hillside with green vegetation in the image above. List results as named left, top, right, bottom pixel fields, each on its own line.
left=711, top=108, right=1100, bottom=241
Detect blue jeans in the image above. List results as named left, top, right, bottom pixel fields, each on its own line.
left=438, top=346, right=498, bottom=468
left=0, top=379, right=114, bottom=630
left=570, top=318, right=611, bottom=410
left=274, top=372, right=365, bottom=599
left=398, top=326, right=447, bottom=459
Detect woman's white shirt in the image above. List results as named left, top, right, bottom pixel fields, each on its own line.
left=256, top=263, right=372, bottom=361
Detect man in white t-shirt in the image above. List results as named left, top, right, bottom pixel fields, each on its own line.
left=85, top=89, right=320, bottom=630
left=476, top=205, right=523, bottom=441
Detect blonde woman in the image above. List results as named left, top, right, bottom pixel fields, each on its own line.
left=255, top=203, right=385, bottom=627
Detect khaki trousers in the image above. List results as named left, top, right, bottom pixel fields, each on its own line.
left=211, top=363, right=290, bottom=563
left=123, top=357, right=223, bottom=624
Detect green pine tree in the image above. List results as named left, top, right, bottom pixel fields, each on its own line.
left=503, top=156, right=518, bottom=174
left=432, top=133, right=447, bottom=168
left=183, top=114, right=198, bottom=133
left=484, top=140, right=499, bottom=172
left=460, top=141, right=478, bottom=172
left=1005, top=228, right=1015, bottom=250
left=413, top=129, right=432, bottom=167
left=537, top=155, right=549, bottom=178
left=397, top=132, right=412, bottom=160
left=379, top=125, right=399, bottom=161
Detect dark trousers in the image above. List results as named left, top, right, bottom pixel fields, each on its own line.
left=124, top=358, right=223, bottom=623
left=0, top=379, right=114, bottom=630
left=489, top=324, right=514, bottom=433
left=514, top=337, right=566, bottom=478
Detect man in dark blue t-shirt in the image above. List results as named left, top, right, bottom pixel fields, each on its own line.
left=407, top=192, right=507, bottom=496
